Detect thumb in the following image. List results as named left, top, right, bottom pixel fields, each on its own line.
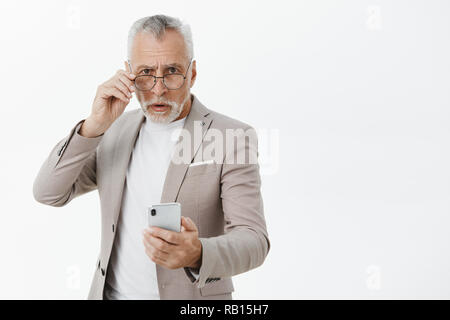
left=181, top=216, right=197, bottom=232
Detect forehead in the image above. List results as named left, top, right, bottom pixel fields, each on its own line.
left=129, top=29, right=188, bottom=66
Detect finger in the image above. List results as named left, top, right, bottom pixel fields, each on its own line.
left=112, top=80, right=132, bottom=99
left=181, top=216, right=197, bottom=232
left=146, top=234, right=172, bottom=253
left=124, top=60, right=131, bottom=74
left=123, top=62, right=136, bottom=80
left=142, top=235, right=170, bottom=256
left=103, top=86, right=130, bottom=104
left=181, top=217, right=188, bottom=231
left=145, top=246, right=168, bottom=263
left=117, top=69, right=136, bottom=81
left=118, top=75, right=135, bottom=93
left=149, top=227, right=180, bottom=245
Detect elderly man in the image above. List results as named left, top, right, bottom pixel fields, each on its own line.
left=33, top=14, right=270, bottom=300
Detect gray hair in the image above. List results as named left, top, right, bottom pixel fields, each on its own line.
left=127, top=14, right=194, bottom=61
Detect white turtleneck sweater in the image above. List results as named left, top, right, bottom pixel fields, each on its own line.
left=103, top=115, right=186, bottom=300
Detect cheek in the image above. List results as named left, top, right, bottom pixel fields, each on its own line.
left=176, top=88, right=189, bottom=103
left=136, top=91, right=151, bottom=102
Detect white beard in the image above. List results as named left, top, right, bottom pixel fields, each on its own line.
left=140, top=93, right=191, bottom=124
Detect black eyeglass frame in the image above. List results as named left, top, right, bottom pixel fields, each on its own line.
left=128, top=59, right=193, bottom=91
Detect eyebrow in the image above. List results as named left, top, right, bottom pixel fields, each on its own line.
left=135, top=63, right=184, bottom=71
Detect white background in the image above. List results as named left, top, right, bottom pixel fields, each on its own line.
left=0, top=0, right=449, bottom=299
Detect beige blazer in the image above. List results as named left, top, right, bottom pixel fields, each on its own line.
left=33, top=93, right=270, bottom=300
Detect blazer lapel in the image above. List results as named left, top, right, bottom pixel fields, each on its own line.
left=160, top=95, right=212, bottom=203
left=111, top=110, right=145, bottom=225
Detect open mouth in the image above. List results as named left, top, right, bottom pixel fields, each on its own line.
left=150, top=103, right=169, bottom=112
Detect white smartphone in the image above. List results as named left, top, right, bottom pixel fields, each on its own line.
left=147, top=202, right=181, bottom=232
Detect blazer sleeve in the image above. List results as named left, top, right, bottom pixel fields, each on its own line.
left=33, top=119, right=103, bottom=207
left=186, top=125, right=271, bottom=288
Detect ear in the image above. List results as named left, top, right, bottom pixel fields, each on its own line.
left=189, top=60, right=197, bottom=88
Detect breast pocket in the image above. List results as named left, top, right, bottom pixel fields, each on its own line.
left=177, top=162, right=218, bottom=202
left=184, top=162, right=218, bottom=178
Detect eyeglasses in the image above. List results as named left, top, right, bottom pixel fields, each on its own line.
left=129, top=59, right=193, bottom=91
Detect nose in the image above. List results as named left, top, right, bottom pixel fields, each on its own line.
left=151, top=77, right=168, bottom=96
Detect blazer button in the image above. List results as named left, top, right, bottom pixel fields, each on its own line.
left=101, top=268, right=105, bottom=276
left=112, top=224, right=115, bottom=233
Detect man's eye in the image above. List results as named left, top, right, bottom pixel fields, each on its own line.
left=140, top=67, right=177, bottom=74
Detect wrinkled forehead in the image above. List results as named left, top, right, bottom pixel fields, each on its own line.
left=129, top=29, right=189, bottom=67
